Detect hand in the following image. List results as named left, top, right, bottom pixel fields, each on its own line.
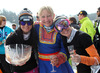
left=6, top=57, right=12, bottom=64
left=50, top=55, right=59, bottom=66
left=6, top=32, right=13, bottom=39
left=16, top=62, right=26, bottom=66
left=71, top=54, right=81, bottom=63
left=0, top=42, right=2, bottom=45
left=15, top=59, right=27, bottom=66
left=6, top=56, right=26, bottom=66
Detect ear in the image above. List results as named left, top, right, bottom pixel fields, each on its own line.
left=53, top=14, right=55, bottom=19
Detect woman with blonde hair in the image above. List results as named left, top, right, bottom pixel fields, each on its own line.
left=34, top=6, right=74, bottom=73
left=0, top=15, right=13, bottom=73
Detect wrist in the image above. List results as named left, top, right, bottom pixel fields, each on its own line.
left=2, top=41, right=4, bottom=44
left=2, top=39, right=5, bottom=44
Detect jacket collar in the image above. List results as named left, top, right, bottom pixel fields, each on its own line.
left=80, top=17, right=89, bottom=24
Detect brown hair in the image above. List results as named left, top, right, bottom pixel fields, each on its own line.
left=98, top=7, right=100, bottom=11
left=69, top=17, right=77, bottom=24
left=0, top=15, right=6, bottom=25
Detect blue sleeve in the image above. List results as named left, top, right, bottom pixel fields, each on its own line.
left=10, top=28, right=14, bottom=33
left=58, top=33, right=69, bottom=60
left=60, top=39, right=70, bottom=60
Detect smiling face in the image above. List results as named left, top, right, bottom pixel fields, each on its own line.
left=38, top=6, right=55, bottom=27
left=39, top=9, right=54, bottom=27
left=20, top=22, right=32, bottom=34
left=60, top=27, right=72, bottom=38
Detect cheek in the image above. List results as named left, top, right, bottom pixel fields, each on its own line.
left=40, top=17, right=44, bottom=21
left=29, top=26, right=32, bottom=30
left=40, top=18, right=45, bottom=23
left=50, top=19, right=53, bottom=23
left=20, top=26, right=24, bottom=30
left=49, top=17, right=53, bottom=21
left=3, top=21, right=6, bottom=24
left=60, top=30, right=65, bottom=34
left=62, top=30, right=67, bottom=34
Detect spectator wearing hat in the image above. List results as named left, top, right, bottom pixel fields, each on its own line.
left=69, top=17, right=80, bottom=30
left=34, top=12, right=40, bottom=25
left=54, top=16, right=100, bottom=73
left=6, top=8, right=38, bottom=73
left=78, top=10, right=96, bottom=41
left=12, top=23, right=17, bottom=30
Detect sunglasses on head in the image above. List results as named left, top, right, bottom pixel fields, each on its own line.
left=20, top=21, right=33, bottom=26
left=55, top=19, right=69, bottom=32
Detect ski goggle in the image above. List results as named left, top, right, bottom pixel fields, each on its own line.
left=20, top=21, right=33, bottom=26
left=55, top=19, right=70, bottom=32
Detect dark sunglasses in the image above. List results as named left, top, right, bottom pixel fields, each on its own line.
left=3, top=20, right=6, bottom=21
left=97, top=11, right=100, bottom=13
left=20, top=21, right=33, bottom=26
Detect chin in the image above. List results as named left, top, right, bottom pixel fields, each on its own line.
left=23, top=32, right=29, bottom=34
left=23, top=31, right=29, bottom=34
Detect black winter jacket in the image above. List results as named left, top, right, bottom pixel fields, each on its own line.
left=6, top=27, right=38, bottom=72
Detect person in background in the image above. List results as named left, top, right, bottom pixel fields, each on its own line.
left=36, top=12, right=40, bottom=21
left=54, top=16, right=100, bottom=73
left=0, top=15, right=13, bottom=73
left=34, top=6, right=74, bottom=73
left=34, top=12, right=40, bottom=25
left=94, top=7, right=100, bottom=29
left=77, top=21, right=81, bottom=27
left=69, top=17, right=80, bottom=30
left=78, top=10, right=96, bottom=41
left=12, top=23, right=17, bottom=30
left=6, top=8, right=38, bottom=73
left=93, top=7, right=100, bottom=55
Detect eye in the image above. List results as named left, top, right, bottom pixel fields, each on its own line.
left=41, top=16, right=45, bottom=18
left=47, top=15, right=51, bottom=17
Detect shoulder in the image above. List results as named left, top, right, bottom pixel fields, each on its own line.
left=6, top=32, right=16, bottom=45
left=34, top=21, right=40, bottom=25
left=5, top=26, right=11, bottom=29
left=76, top=31, right=93, bottom=46
left=34, top=23, right=40, bottom=28
left=77, top=31, right=91, bottom=38
left=56, top=32, right=62, bottom=40
left=5, top=26, right=14, bottom=32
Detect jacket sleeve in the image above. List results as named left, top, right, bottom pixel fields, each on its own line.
left=55, top=34, right=68, bottom=67
left=80, top=44, right=100, bottom=66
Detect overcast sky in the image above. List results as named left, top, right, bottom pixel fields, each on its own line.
left=0, top=0, right=100, bottom=17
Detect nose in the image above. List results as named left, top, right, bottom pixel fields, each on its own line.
left=44, top=16, right=49, bottom=22
left=24, top=23, right=28, bottom=26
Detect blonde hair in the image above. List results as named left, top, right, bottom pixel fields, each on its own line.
left=0, top=15, right=6, bottom=25
left=38, top=6, right=54, bottom=17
